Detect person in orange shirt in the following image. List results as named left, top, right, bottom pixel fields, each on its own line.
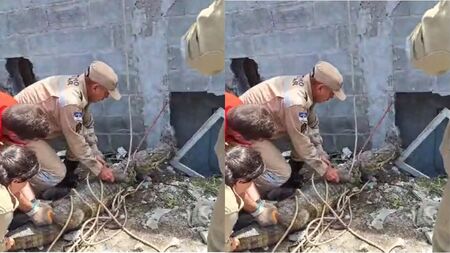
left=0, top=91, right=53, bottom=227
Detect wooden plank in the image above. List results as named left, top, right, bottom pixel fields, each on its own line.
left=173, top=108, right=224, bottom=160
left=399, top=108, right=450, bottom=160
left=170, top=160, right=205, bottom=178
left=395, top=160, right=430, bottom=178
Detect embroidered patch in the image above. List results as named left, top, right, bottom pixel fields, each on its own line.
left=73, top=112, right=83, bottom=122
left=292, top=76, right=304, bottom=86
left=67, top=76, right=79, bottom=86
left=298, top=112, right=308, bottom=123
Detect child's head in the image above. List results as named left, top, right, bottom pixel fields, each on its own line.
left=0, top=145, right=39, bottom=189
left=224, top=146, right=264, bottom=187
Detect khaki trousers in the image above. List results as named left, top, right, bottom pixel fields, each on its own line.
left=251, top=140, right=291, bottom=195
left=26, top=140, right=66, bottom=193
left=433, top=122, right=450, bottom=252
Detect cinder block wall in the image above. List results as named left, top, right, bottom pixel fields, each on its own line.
left=225, top=1, right=446, bottom=153
left=0, top=0, right=223, bottom=152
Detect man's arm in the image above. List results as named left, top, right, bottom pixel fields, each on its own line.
left=82, top=109, right=102, bottom=158
left=307, top=108, right=328, bottom=159
left=285, top=105, right=327, bottom=176
left=59, top=105, right=103, bottom=176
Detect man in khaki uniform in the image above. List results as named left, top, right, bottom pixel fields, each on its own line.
left=407, top=1, right=450, bottom=251
left=15, top=61, right=121, bottom=193
left=240, top=61, right=346, bottom=194
left=0, top=184, right=17, bottom=251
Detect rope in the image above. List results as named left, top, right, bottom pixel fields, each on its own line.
left=47, top=195, right=74, bottom=252
left=272, top=193, right=299, bottom=252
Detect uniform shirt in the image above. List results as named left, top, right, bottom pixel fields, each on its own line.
left=0, top=184, right=18, bottom=252
left=0, top=92, right=19, bottom=144
left=207, top=183, right=243, bottom=252
left=15, top=75, right=102, bottom=175
left=240, top=75, right=327, bottom=176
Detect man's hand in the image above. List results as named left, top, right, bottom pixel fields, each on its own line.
left=96, top=155, right=107, bottom=166
left=321, top=155, right=331, bottom=166
left=255, top=203, right=279, bottom=227
left=98, top=167, right=115, bottom=183
left=5, top=237, right=14, bottom=250
left=31, top=202, right=54, bottom=226
left=230, top=237, right=240, bottom=251
left=324, top=166, right=340, bottom=183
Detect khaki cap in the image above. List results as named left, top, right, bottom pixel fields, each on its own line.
left=86, top=61, right=121, bottom=100
left=312, top=61, right=346, bottom=101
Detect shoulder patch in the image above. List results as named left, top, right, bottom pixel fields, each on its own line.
left=73, top=112, right=83, bottom=123
left=298, top=112, right=308, bottom=123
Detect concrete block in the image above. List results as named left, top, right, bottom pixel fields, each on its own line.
left=392, top=70, right=434, bottom=92
left=327, top=95, right=365, bottom=117
left=335, top=134, right=369, bottom=151
left=89, top=103, right=103, bottom=117
left=30, top=54, right=94, bottom=76
left=271, top=3, right=314, bottom=30
left=110, top=133, right=145, bottom=150
left=320, top=51, right=352, bottom=74
left=255, top=54, right=318, bottom=77
left=102, top=95, right=143, bottom=117
left=322, top=134, right=337, bottom=153
left=167, top=15, right=197, bottom=46
left=337, top=24, right=357, bottom=49
left=253, top=27, right=336, bottom=56
left=408, top=1, right=437, bottom=15
left=112, top=24, right=133, bottom=49
left=331, top=116, right=370, bottom=134
left=0, top=1, right=22, bottom=12
left=165, top=0, right=185, bottom=17
left=95, top=50, right=127, bottom=73
left=341, top=74, right=365, bottom=95
left=167, top=69, right=210, bottom=92
left=314, top=103, right=328, bottom=117
left=116, top=73, right=140, bottom=94
left=392, top=47, right=408, bottom=71
left=21, top=0, right=71, bottom=8
left=168, top=46, right=183, bottom=71
left=318, top=116, right=333, bottom=134
left=225, top=36, right=254, bottom=58
left=97, top=134, right=112, bottom=153
left=227, top=8, right=273, bottom=37
left=0, top=36, right=28, bottom=58
left=390, top=1, right=410, bottom=17
left=0, top=15, right=8, bottom=39
left=392, top=17, right=421, bottom=46
left=28, top=27, right=113, bottom=55
left=89, top=0, right=123, bottom=25
left=7, top=8, right=48, bottom=34
left=225, top=1, right=259, bottom=13
left=184, top=0, right=212, bottom=15
left=47, top=2, right=88, bottom=29
left=314, top=1, right=348, bottom=26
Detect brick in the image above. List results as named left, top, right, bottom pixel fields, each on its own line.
left=392, top=47, right=409, bottom=71
left=271, top=4, right=314, bottom=30
left=320, top=51, right=352, bottom=74
left=89, top=0, right=123, bottom=25
left=47, top=2, right=88, bottom=29
left=253, top=27, right=336, bottom=56
left=28, top=27, right=112, bottom=56
left=225, top=36, right=254, bottom=58
left=167, top=15, right=197, bottom=46
left=95, top=50, right=127, bottom=73
left=314, top=1, right=348, bottom=26
left=392, top=17, right=421, bottom=46
left=7, top=8, right=48, bottom=34
left=0, top=1, right=22, bottom=12
left=0, top=36, right=28, bottom=58
left=390, top=2, right=410, bottom=17
left=392, top=70, right=434, bottom=92
left=408, top=1, right=437, bottom=15
left=31, top=54, right=94, bottom=76
left=227, top=8, right=273, bottom=37
left=102, top=95, right=143, bottom=117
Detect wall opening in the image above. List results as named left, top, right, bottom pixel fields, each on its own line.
left=395, top=92, right=450, bottom=177
left=5, top=57, right=36, bottom=95
left=228, top=57, right=262, bottom=95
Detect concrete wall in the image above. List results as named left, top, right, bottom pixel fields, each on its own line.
left=0, top=0, right=223, bottom=153
left=225, top=0, right=447, bottom=153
